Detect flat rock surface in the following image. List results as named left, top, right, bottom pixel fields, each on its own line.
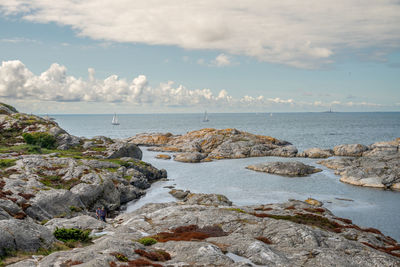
left=126, top=128, right=297, bottom=162
left=247, top=161, right=322, bottom=177
left=319, top=153, right=400, bottom=189
left=10, top=194, right=400, bottom=266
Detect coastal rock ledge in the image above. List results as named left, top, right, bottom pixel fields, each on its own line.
left=9, top=193, right=400, bottom=267
left=247, top=161, right=322, bottom=176
left=126, top=128, right=297, bottom=162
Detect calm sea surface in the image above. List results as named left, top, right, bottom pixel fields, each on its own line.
left=51, top=112, right=400, bottom=240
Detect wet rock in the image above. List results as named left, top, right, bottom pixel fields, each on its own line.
left=130, top=177, right=150, bottom=190
left=169, top=189, right=191, bottom=200
left=319, top=154, right=400, bottom=190
left=174, top=152, right=208, bottom=163
left=334, top=144, right=368, bottom=157
left=184, top=193, right=233, bottom=206
left=247, top=161, right=322, bottom=177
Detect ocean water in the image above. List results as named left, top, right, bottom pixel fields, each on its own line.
left=51, top=112, right=400, bottom=240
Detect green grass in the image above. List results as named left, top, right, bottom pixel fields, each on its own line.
left=137, top=237, right=157, bottom=246
left=22, top=132, right=56, bottom=149
left=0, top=159, right=16, bottom=169
left=54, top=228, right=91, bottom=243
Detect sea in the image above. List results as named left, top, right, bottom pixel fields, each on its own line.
left=50, top=112, right=400, bottom=240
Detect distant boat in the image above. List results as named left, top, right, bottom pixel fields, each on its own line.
left=112, top=113, right=120, bottom=125
left=203, top=111, right=209, bottom=122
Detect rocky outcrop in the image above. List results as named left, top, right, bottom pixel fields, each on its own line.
left=334, top=144, right=368, bottom=157
left=44, top=215, right=107, bottom=232
left=0, top=103, right=167, bottom=256
left=363, top=138, right=400, bottom=157
left=126, top=128, right=297, bottom=162
left=318, top=154, right=400, bottom=189
left=298, top=148, right=333, bottom=158
left=247, top=161, right=322, bottom=177
left=11, top=195, right=400, bottom=266
left=0, top=102, right=18, bottom=115
left=156, top=154, right=171, bottom=160
left=0, top=218, right=54, bottom=257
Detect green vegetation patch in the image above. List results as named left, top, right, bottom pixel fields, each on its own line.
left=39, top=175, right=79, bottom=190
left=137, top=237, right=158, bottom=246
left=53, top=228, right=91, bottom=243
left=22, top=132, right=56, bottom=149
left=0, top=159, right=16, bottom=169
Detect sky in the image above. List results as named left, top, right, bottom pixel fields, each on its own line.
left=0, top=0, right=399, bottom=114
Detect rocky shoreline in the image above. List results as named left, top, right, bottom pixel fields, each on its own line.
left=1, top=102, right=399, bottom=266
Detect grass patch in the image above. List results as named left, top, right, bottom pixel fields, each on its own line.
left=110, top=252, right=128, bottom=262
left=226, top=208, right=246, bottom=213
left=22, top=132, right=56, bottom=149
left=0, top=159, right=16, bottom=169
left=137, top=237, right=157, bottom=246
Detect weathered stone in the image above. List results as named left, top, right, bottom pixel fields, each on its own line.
left=184, top=193, right=233, bottom=206
left=169, top=189, right=190, bottom=200
left=247, top=161, right=322, bottom=177
left=44, top=215, right=106, bottom=232
left=174, top=152, right=208, bottom=163
left=299, top=148, right=333, bottom=158
left=0, top=219, right=54, bottom=256
left=319, top=153, right=400, bottom=190
left=334, top=144, right=369, bottom=157
left=105, top=142, right=142, bottom=159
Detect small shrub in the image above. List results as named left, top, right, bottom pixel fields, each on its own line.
left=53, top=228, right=91, bottom=243
left=110, top=252, right=128, bottom=262
left=27, top=145, right=42, bottom=154
left=69, top=206, right=83, bottom=212
left=22, top=132, right=56, bottom=149
left=137, top=237, right=157, bottom=246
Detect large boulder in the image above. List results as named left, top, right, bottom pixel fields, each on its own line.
left=105, top=142, right=142, bottom=160
left=247, top=161, right=322, bottom=177
left=0, top=103, right=18, bottom=115
left=0, top=219, right=54, bottom=257
left=44, top=215, right=106, bottom=232
left=363, top=138, right=400, bottom=157
left=334, top=144, right=368, bottom=157
left=25, top=189, right=85, bottom=221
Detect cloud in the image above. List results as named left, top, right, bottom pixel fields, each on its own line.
left=212, top=54, right=231, bottom=67
left=0, top=60, right=393, bottom=111
left=1, top=1, right=400, bottom=68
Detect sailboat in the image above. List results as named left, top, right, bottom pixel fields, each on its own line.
left=203, top=111, right=209, bottom=122
left=111, top=113, right=120, bottom=125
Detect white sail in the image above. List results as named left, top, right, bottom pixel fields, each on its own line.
left=203, top=111, right=209, bottom=122
left=112, top=113, right=120, bottom=125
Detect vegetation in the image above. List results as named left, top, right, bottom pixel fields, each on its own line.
left=53, top=228, right=91, bottom=243
left=0, top=102, right=18, bottom=113
left=110, top=252, right=128, bottom=262
left=0, top=159, right=16, bottom=169
left=134, top=249, right=171, bottom=261
left=150, top=224, right=227, bottom=242
left=22, top=132, right=56, bottom=149
left=137, top=237, right=158, bottom=246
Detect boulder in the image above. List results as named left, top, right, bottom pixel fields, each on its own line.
left=363, top=139, right=400, bottom=157
left=334, top=144, right=368, bottom=157
left=25, top=189, right=85, bottom=221
left=247, top=161, right=322, bottom=177
left=269, top=145, right=298, bottom=157
left=105, top=142, right=142, bottom=160
left=0, top=219, right=54, bottom=256
left=44, top=215, right=106, bottom=232
left=299, top=148, right=333, bottom=158
left=169, top=189, right=190, bottom=200
left=174, top=152, right=208, bottom=163
left=56, top=133, right=81, bottom=150
left=318, top=154, right=400, bottom=190
left=184, top=193, right=233, bottom=206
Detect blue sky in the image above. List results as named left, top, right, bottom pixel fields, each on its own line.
left=0, top=1, right=399, bottom=114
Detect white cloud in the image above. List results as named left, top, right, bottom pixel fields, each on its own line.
left=212, top=54, right=231, bottom=67
left=1, top=1, right=400, bottom=68
left=0, top=60, right=393, bottom=111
